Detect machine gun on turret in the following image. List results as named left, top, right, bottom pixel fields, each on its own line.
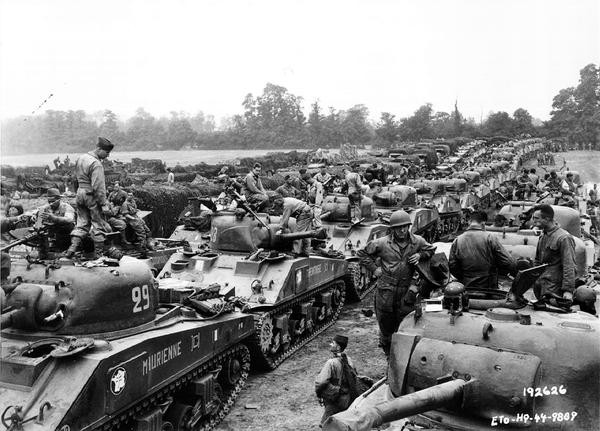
left=0, top=227, right=46, bottom=253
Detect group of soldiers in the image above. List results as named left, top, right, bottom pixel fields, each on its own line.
left=2, top=138, right=153, bottom=260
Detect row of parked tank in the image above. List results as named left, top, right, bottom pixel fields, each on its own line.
left=1, top=137, right=598, bottom=431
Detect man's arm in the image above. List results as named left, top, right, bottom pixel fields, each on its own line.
left=416, top=238, right=436, bottom=261
left=90, top=162, right=108, bottom=206
left=448, top=239, right=462, bottom=280
left=245, top=175, right=262, bottom=194
left=279, top=204, right=292, bottom=230
left=491, top=236, right=517, bottom=275
left=357, top=240, right=380, bottom=274
left=560, top=236, right=577, bottom=293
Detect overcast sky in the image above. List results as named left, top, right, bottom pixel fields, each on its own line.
left=0, top=0, right=598, bottom=124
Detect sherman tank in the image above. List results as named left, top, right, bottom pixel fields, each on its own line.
left=0, top=254, right=254, bottom=431
left=409, top=180, right=462, bottom=241
left=157, top=210, right=348, bottom=370
left=320, top=194, right=387, bottom=301
left=323, top=274, right=600, bottom=431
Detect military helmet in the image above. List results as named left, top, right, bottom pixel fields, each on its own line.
left=389, top=210, right=412, bottom=227
left=574, top=286, right=597, bottom=303
left=46, top=188, right=61, bottom=198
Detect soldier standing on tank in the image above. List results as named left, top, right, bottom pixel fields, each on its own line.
left=526, top=204, right=577, bottom=305
left=449, top=210, right=516, bottom=290
left=32, top=188, right=76, bottom=258
left=315, top=335, right=355, bottom=426
left=65, top=137, right=114, bottom=258
left=343, top=167, right=364, bottom=223
left=358, top=210, right=435, bottom=357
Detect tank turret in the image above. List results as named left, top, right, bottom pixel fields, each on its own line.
left=1, top=253, right=254, bottom=431
left=159, top=210, right=348, bottom=370
left=324, top=279, right=600, bottom=431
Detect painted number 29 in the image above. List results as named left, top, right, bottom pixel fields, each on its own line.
left=132, top=285, right=150, bottom=313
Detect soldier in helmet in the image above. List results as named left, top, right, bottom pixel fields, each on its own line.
left=358, top=210, right=436, bottom=356
left=32, top=188, right=76, bottom=258
left=65, top=137, right=114, bottom=258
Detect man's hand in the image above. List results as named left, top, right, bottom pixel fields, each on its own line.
left=373, top=267, right=382, bottom=278
left=562, top=291, right=573, bottom=301
left=408, top=253, right=421, bottom=265
left=101, top=205, right=112, bottom=217
left=40, top=212, right=56, bottom=223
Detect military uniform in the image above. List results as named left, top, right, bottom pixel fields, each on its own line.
left=35, top=201, right=76, bottom=253
left=244, top=172, right=269, bottom=210
left=533, top=225, right=576, bottom=298
left=71, top=150, right=111, bottom=243
left=345, top=171, right=363, bottom=221
left=107, top=188, right=128, bottom=236
left=279, top=197, right=314, bottom=255
left=274, top=183, right=299, bottom=198
left=449, top=226, right=516, bottom=289
left=358, top=233, right=435, bottom=354
left=120, top=198, right=147, bottom=247
left=315, top=353, right=355, bottom=425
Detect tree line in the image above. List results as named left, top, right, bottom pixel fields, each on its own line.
left=1, top=64, right=597, bottom=155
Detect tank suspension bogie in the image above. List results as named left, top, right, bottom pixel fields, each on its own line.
left=249, top=280, right=346, bottom=370
left=111, top=344, right=250, bottom=431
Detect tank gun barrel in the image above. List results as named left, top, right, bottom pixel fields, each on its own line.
left=323, top=379, right=468, bottom=431
left=276, top=228, right=327, bottom=241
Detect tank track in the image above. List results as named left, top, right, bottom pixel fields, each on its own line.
left=344, top=262, right=376, bottom=303
left=94, top=343, right=250, bottom=431
left=248, top=279, right=346, bottom=370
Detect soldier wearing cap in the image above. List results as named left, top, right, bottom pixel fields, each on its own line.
left=33, top=188, right=75, bottom=258
left=65, top=137, right=114, bottom=258
left=358, top=210, right=435, bottom=356
left=315, top=334, right=355, bottom=425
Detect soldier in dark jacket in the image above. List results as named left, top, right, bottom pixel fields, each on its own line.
left=358, top=210, right=435, bottom=356
left=449, top=211, right=516, bottom=289
left=531, top=204, right=577, bottom=302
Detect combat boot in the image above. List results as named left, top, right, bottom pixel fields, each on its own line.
left=64, top=236, right=82, bottom=258
left=119, top=230, right=132, bottom=246
left=92, top=240, right=106, bottom=260
left=145, top=237, right=155, bottom=251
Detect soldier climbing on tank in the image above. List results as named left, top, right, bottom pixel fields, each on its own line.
left=244, top=163, right=269, bottom=211
left=272, top=194, right=317, bottom=257
left=449, top=210, right=516, bottom=290
left=65, top=137, right=114, bottom=259
left=343, top=167, right=364, bottom=223
left=357, top=210, right=435, bottom=357
left=31, top=188, right=75, bottom=259
left=315, top=335, right=356, bottom=426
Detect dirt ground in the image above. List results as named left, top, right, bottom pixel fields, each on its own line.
left=216, top=291, right=387, bottom=431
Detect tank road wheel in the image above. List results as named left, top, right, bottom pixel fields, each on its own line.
left=257, top=314, right=273, bottom=355
left=163, top=402, right=193, bottom=430
left=222, top=356, right=242, bottom=388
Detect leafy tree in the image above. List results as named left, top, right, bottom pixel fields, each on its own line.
left=512, top=108, right=535, bottom=136
left=340, top=104, right=373, bottom=145
left=167, top=113, right=197, bottom=150
left=99, top=110, right=124, bottom=143
left=375, top=112, right=399, bottom=144
left=401, top=104, right=433, bottom=141
left=484, top=111, right=513, bottom=136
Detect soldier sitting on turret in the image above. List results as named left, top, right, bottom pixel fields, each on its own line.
left=31, top=188, right=75, bottom=258
left=106, top=182, right=130, bottom=245
left=275, top=175, right=301, bottom=198
left=244, top=163, right=269, bottom=211
left=120, top=193, right=154, bottom=254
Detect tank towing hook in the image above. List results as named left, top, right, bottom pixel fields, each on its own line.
left=1, top=402, right=52, bottom=430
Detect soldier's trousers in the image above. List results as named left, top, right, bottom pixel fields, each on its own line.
left=348, top=191, right=362, bottom=220
left=72, top=190, right=110, bottom=242
left=127, top=218, right=147, bottom=243
left=293, top=210, right=313, bottom=254
left=321, top=394, right=350, bottom=425
left=374, top=281, right=414, bottom=356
